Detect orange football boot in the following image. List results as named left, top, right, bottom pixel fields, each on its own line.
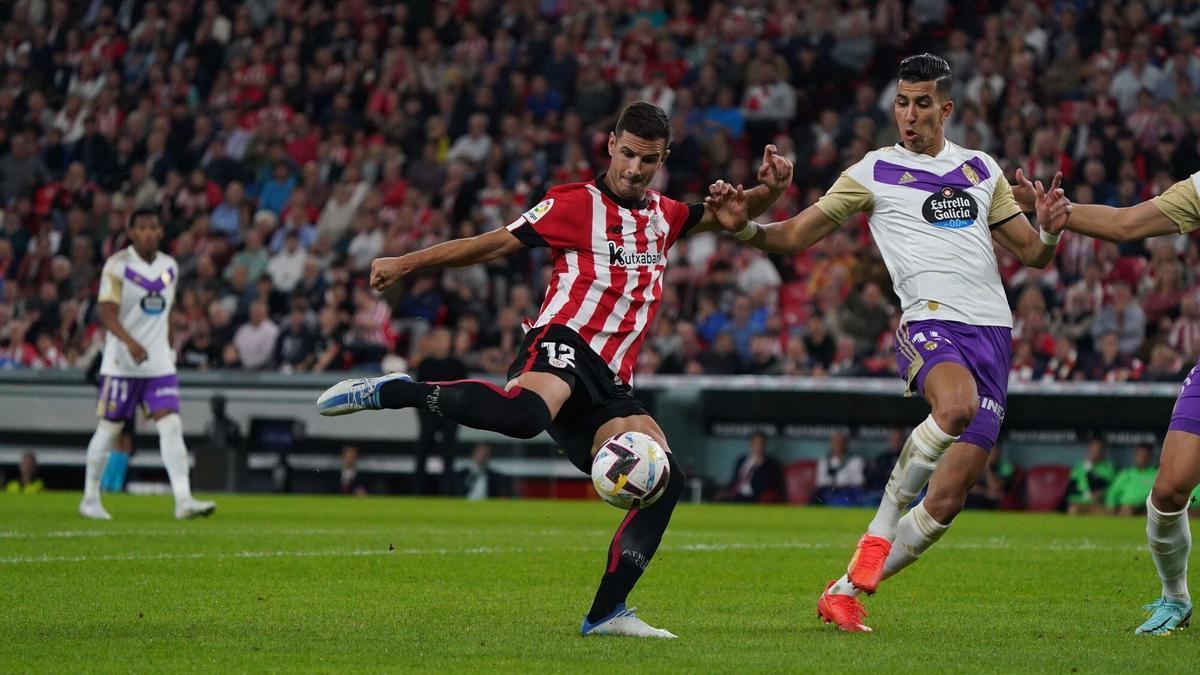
left=817, top=580, right=872, bottom=632
left=846, top=533, right=891, bottom=593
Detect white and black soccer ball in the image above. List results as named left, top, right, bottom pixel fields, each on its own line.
left=591, top=432, right=671, bottom=510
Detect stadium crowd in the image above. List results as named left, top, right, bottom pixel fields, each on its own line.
left=0, top=0, right=1199, bottom=383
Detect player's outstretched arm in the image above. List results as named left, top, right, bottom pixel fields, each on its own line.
left=691, top=145, right=794, bottom=233
left=98, top=302, right=148, bottom=363
left=370, top=227, right=523, bottom=292
left=705, top=182, right=840, bottom=255
left=1062, top=200, right=1179, bottom=244
left=992, top=173, right=1070, bottom=269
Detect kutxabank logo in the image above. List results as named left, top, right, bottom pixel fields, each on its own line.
left=922, top=186, right=978, bottom=229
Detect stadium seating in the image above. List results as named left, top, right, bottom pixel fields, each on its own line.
left=1024, top=465, right=1072, bottom=512
left=784, top=460, right=819, bottom=505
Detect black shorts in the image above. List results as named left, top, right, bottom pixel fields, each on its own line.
left=507, top=324, right=648, bottom=473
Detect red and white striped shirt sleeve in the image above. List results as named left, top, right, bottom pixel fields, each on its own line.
left=505, top=186, right=581, bottom=249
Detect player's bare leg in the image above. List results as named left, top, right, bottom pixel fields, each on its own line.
left=1138, top=430, right=1200, bottom=634
left=581, top=414, right=681, bottom=639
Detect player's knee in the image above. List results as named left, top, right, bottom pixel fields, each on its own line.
left=1150, top=481, right=1192, bottom=513
left=933, top=400, right=976, bottom=436
left=497, top=389, right=552, bottom=439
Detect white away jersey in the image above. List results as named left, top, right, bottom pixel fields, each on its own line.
left=97, top=247, right=178, bottom=377
left=816, top=141, right=1022, bottom=327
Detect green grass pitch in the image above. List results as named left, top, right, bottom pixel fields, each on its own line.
left=2, top=492, right=1194, bottom=672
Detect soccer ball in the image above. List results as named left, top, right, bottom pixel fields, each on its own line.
left=591, top=432, right=671, bottom=510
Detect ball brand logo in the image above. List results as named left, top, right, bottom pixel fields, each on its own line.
left=921, top=186, right=978, bottom=229
left=607, top=241, right=661, bottom=268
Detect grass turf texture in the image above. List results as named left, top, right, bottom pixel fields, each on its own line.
left=1, top=493, right=1192, bottom=672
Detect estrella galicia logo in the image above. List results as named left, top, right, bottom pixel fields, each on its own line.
left=921, top=187, right=978, bottom=229
left=140, top=292, right=166, bottom=315
left=607, top=241, right=661, bottom=268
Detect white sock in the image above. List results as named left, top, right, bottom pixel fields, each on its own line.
left=881, top=502, right=950, bottom=581
left=867, top=415, right=957, bottom=540
left=830, top=575, right=860, bottom=597
left=155, top=413, right=193, bottom=503
left=1147, top=496, right=1191, bottom=603
left=84, top=419, right=123, bottom=501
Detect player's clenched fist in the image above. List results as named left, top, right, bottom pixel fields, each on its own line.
left=370, top=257, right=409, bottom=292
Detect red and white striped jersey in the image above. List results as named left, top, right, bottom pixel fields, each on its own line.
left=506, top=177, right=703, bottom=386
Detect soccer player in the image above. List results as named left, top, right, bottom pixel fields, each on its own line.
left=1044, top=170, right=1200, bottom=634
left=706, top=54, right=1068, bottom=631
left=80, top=208, right=216, bottom=521
left=317, top=101, right=792, bottom=637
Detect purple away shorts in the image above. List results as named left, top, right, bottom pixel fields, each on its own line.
left=95, top=374, right=181, bottom=421
left=1168, top=358, right=1200, bottom=437
left=895, top=319, right=1011, bottom=451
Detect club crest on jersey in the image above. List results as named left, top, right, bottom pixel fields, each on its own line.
left=921, top=187, right=979, bottom=229
left=140, top=291, right=166, bottom=315
left=522, top=198, right=554, bottom=224
left=607, top=241, right=661, bottom=268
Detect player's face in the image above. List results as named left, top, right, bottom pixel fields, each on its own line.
left=128, top=215, right=163, bottom=257
left=606, top=131, right=668, bottom=201
left=894, top=80, right=953, bottom=154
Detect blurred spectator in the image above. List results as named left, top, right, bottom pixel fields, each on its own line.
left=1067, top=437, right=1117, bottom=515
left=1090, top=281, right=1147, bottom=356
left=233, top=301, right=279, bottom=370
left=1082, top=332, right=1140, bottom=382
left=815, top=431, right=864, bottom=506
left=1107, top=444, right=1157, bottom=516
left=274, top=306, right=317, bottom=373
left=863, top=427, right=905, bottom=502
left=5, top=451, right=44, bottom=494
left=454, top=443, right=515, bottom=500
left=339, top=445, right=367, bottom=496
left=716, top=432, right=784, bottom=503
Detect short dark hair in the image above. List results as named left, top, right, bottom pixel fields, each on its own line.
left=614, top=101, right=672, bottom=145
left=898, top=53, right=953, bottom=98
left=127, top=206, right=159, bottom=227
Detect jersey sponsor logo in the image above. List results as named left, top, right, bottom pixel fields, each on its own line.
left=899, top=171, right=916, bottom=184
left=921, top=187, right=979, bottom=229
left=522, top=198, right=554, bottom=224
left=140, top=292, right=167, bottom=315
left=607, top=241, right=662, bottom=267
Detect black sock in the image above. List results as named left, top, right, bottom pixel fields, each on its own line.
left=587, top=453, right=684, bottom=623
left=378, top=379, right=551, bottom=439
